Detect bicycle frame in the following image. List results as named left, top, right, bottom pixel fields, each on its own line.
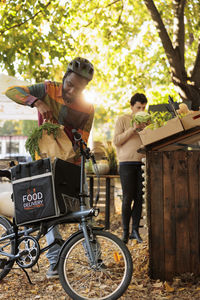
left=0, top=130, right=100, bottom=269
left=0, top=131, right=134, bottom=300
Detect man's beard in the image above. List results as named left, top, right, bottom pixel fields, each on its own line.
left=62, top=87, right=74, bottom=104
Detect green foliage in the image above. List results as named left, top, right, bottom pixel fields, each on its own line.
left=130, top=110, right=173, bottom=130
left=0, top=120, right=18, bottom=135
left=21, top=120, right=38, bottom=136
left=145, top=111, right=173, bottom=130
left=0, top=1, right=173, bottom=93
left=0, top=1, right=199, bottom=119
left=101, top=141, right=118, bottom=175
left=0, top=0, right=72, bottom=82
left=85, top=159, right=94, bottom=174
left=0, top=120, right=38, bottom=136
left=146, top=83, right=180, bottom=106
left=25, top=122, right=60, bottom=160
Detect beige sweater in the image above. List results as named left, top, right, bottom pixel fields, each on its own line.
left=113, top=114, right=144, bottom=163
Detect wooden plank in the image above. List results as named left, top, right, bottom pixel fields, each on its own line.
left=174, top=151, right=190, bottom=274
left=163, top=152, right=176, bottom=280
left=187, top=151, right=200, bottom=274
left=147, top=151, right=165, bottom=280
left=146, top=127, right=200, bottom=151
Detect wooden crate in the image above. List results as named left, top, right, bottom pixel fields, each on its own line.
left=146, top=150, right=200, bottom=281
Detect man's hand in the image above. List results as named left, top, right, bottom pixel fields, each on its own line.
left=133, top=122, right=147, bottom=132
left=33, top=100, right=55, bottom=122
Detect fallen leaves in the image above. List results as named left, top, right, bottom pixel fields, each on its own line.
left=164, top=281, right=175, bottom=293
left=1, top=213, right=200, bottom=299
left=153, top=281, right=163, bottom=288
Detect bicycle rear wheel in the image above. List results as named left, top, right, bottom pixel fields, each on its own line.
left=58, top=229, right=133, bottom=300
left=0, top=216, right=15, bottom=281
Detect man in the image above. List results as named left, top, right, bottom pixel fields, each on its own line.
left=113, top=93, right=148, bottom=244
left=5, top=57, right=94, bottom=278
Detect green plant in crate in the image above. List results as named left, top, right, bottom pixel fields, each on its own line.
left=146, top=111, right=173, bottom=130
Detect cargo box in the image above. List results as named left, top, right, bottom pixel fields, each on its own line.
left=139, top=117, right=184, bottom=146
left=180, top=111, right=200, bottom=130
left=11, top=158, right=81, bottom=225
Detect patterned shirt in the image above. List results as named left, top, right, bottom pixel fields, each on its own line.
left=5, top=81, right=94, bottom=164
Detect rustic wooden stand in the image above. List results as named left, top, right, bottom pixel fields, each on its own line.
left=141, top=126, right=200, bottom=281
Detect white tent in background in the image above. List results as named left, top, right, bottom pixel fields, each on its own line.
left=0, top=73, right=38, bottom=120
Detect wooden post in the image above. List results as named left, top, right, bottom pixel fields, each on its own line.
left=163, top=151, right=176, bottom=280
left=105, top=177, right=110, bottom=229
left=147, top=150, right=200, bottom=281
left=147, top=151, right=165, bottom=280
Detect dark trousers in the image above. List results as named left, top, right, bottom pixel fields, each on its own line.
left=119, top=163, right=143, bottom=233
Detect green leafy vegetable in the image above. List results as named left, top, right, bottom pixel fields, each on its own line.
left=131, top=111, right=173, bottom=130
left=131, top=111, right=151, bottom=126
left=145, top=111, right=172, bottom=130
left=25, top=122, right=61, bottom=161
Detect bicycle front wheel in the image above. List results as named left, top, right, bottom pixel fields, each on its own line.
left=0, top=217, right=15, bottom=281
left=58, top=229, right=133, bottom=300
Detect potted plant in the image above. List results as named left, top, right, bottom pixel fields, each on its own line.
left=103, top=141, right=118, bottom=175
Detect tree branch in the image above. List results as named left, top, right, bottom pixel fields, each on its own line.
left=117, top=0, right=124, bottom=24
left=82, top=21, right=93, bottom=28
left=173, top=0, right=186, bottom=69
left=0, top=1, right=51, bottom=35
left=143, top=0, right=187, bottom=80
left=143, top=0, right=175, bottom=64
left=106, top=0, right=121, bottom=8
left=82, top=0, right=123, bottom=28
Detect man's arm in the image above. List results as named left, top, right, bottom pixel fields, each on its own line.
left=113, top=117, right=136, bottom=147
left=5, top=83, right=46, bottom=107
left=5, top=83, right=54, bottom=122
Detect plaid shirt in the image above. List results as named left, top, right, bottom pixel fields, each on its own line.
left=6, top=81, right=94, bottom=164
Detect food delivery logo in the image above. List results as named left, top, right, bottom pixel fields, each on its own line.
left=23, top=187, right=44, bottom=210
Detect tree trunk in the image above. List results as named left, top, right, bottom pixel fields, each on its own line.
left=173, top=80, right=200, bottom=110
left=144, top=0, right=200, bottom=110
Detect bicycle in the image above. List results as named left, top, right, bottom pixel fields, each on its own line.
left=0, top=130, right=133, bottom=300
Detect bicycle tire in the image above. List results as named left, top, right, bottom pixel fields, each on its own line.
left=58, top=229, right=133, bottom=300
left=0, top=217, right=15, bottom=281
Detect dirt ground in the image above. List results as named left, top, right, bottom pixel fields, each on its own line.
left=1, top=210, right=200, bottom=300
